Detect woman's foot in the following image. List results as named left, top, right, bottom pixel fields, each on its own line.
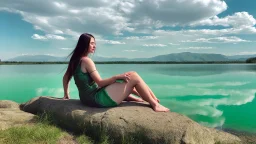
left=62, top=96, right=70, bottom=100
left=152, top=103, right=169, bottom=112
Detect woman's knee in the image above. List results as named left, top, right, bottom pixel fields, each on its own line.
left=127, top=71, right=139, bottom=77
left=127, top=71, right=141, bottom=83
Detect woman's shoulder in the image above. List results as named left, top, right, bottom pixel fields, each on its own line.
left=81, top=57, right=94, bottom=65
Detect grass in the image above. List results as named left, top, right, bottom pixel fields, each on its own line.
left=0, top=123, right=65, bottom=144
left=76, top=135, right=94, bottom=144
left=0, top=112, right=94, bottom=144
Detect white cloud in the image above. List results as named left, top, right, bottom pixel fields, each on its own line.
left=236, top=51, right=256, bottom=55
left=60, top=48, right=72, bottom=50
left=20, top=53, right=55, bottom=56
left=53, top=2, right=67, bottom=9
left=125, top=36, right=159, bottom=40
left=45, top=53, right=55, bottom=56
left=106, top=41, right=126, bottom=45
left=143, top=44, right=167, bottom=47
left=0, top=1, right=131, bottom=37
left=31, top=34, right=47, bottom=40
left=21, top=53, right=36, bottom=56
left=181, top=36, right=251, bottom=43
left=127, top=0, right=227, bottom=29
left=190, top=12, right=256, bottom=28
left=123, top=50, right=138, bottom=52
left=0, top=0, right=228, bottom=37
left=154, top=26, right=256, bottom=38
left=178, top=47, right=213, bottom=50
left=98, top=39, right=126, bottom=45
left=65, top=29, right=80, bottom=39
left=169, top=43, right=180, bottom=45
left=31, top=34, right=66, bottom=40
left=46, top=34, right=66, bottom=40
left=54, top=30, right=64, bottom=34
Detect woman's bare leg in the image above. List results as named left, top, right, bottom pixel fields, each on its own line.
left=125, top=94, right=144, bottom=102
left=105, top=71, right=169, bottom=112
left=133, top=87, right=160, bottom=103
left=124, top=88, right=143, bottom=102
left=126, top=72, right=160, bottom=103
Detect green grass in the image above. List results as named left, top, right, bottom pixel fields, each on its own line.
left=0, top=112, right=93, bottom=144
left=76, top=135, right=94, bottom=144
left=0, top=123, right=65, bottom=144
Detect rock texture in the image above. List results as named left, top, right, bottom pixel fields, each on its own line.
left=21, top=96, right=241, bottom=144
left=0, top=100, right=20, bottom=109
left=0, top=100, right=36, bottom=130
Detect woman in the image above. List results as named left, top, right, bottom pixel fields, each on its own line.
left=62, top=33, right=169, bottom=112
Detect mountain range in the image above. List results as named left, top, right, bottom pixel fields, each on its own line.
left=4, top=52, right=256, bottom=62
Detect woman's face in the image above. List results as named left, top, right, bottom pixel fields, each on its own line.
left=88, top=37, right=96, bottom=54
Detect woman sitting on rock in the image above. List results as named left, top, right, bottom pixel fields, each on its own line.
left=62, top=33, right=169, bottom=112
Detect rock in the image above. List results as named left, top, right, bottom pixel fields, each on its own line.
left=21, top=96, right=241, bottom=144
left=0, top=100, right=37, bottom=130
left=224, top=129, right=256, bottom=144
left=0, top=100, right=20, bottom=109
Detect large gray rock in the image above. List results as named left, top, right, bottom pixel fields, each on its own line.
left=0, top=100, right=36, bottom=130
left=21, top=96, right=241, bottom=144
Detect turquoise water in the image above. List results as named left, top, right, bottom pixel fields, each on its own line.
left=0, top=64, right=256, bottom=133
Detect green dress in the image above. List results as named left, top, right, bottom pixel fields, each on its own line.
left=73, top=62, right=118, bottom=107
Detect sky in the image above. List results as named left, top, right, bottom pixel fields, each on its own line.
left=0, top=0, right=256, bottom=60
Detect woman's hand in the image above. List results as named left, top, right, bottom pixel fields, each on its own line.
left=115, top=73, right=131, bottom=82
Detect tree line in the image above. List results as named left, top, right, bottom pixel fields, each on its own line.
left=245, top=57, right=256, bottom=63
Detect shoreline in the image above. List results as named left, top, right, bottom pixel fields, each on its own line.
left=1, top=61, right=254, bottom=65
left=223, top=128, right=256, bottom=135
left=223, top=128, right=256, bottom=143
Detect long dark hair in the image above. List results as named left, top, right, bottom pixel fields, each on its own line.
left=66, top=33, right=94, bottom=82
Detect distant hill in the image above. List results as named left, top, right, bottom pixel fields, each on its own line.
left=7, top=55, right=67, bottom=62
left=226, top=54, right=256, bottom=61
left=6, top=52, right=255, bottom=62
left=149, top=52, right=229, bottom=61
left=6, top=55, right=132, bottom=62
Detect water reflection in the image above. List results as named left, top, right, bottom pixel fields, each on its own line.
left=154, top=64, right=256, bottom=76
left=161, top=88, right=256, bottom=131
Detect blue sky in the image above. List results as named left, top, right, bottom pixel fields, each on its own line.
left=0, top=0, right=256, bottom=60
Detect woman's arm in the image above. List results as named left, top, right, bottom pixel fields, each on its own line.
left=83, top=58, right=129, bottom=87
left=62, top=71, right=70, bottom=99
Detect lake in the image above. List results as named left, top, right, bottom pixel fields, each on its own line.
left=0, top=64, right=256, bottom=133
